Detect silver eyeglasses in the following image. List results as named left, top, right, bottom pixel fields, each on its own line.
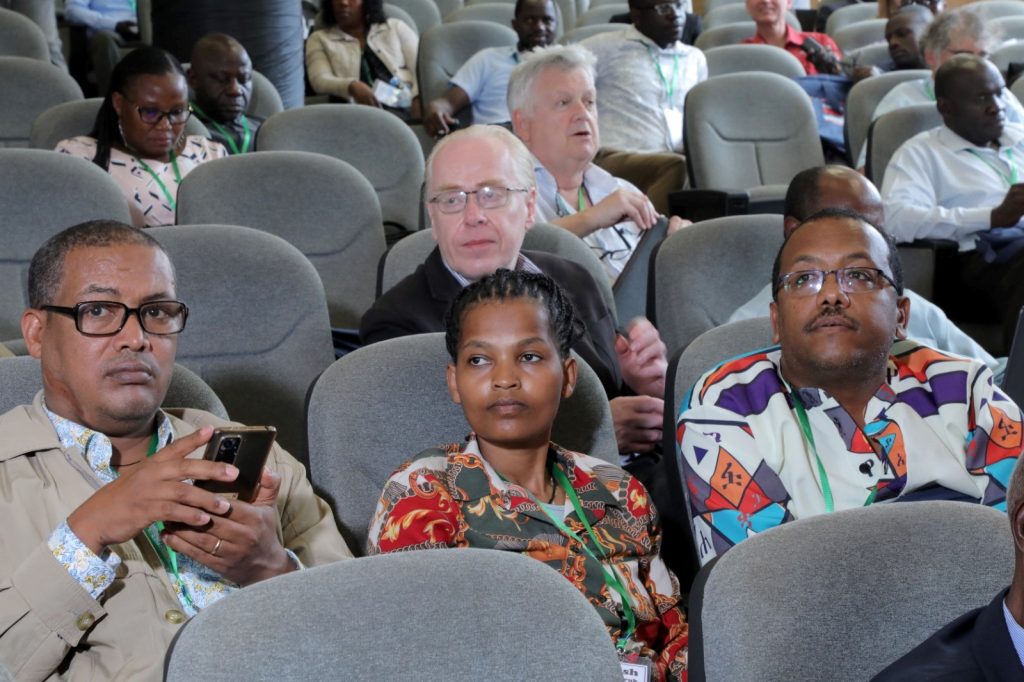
left=640, top=1, right=683, bottom=15
left=775, top=267, right=897, bottom=297
left=42, top=300, right=189, bottom=336
left=428, top=186, right=529, bottom=214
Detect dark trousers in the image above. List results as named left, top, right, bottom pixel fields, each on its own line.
left=947, top=249, right=1024, bottom=350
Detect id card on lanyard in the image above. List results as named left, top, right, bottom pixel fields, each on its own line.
left=514, top=461, right=654, bottom=681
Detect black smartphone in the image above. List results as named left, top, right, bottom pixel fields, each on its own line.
left=197, top=426, right=277, bottom=503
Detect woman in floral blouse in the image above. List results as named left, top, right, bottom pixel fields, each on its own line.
left=367, top=270, right=688, bottom=681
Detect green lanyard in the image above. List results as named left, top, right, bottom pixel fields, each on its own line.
left=134, top=152, right=182, bottom=211
left=515, top=462, right=638, bottom=651
left=132, top=431, right=197, bottom=612
left=191, top=102, right=251, bottom=155
left=789, top=390, right=878, bottom=514
left=966, top=148, right=1018, bottom=187
left=647, top=45, right=681, bottom=103
left=577, top=185, right=586, bottom=212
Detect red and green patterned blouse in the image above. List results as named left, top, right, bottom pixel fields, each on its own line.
left=367, top=437, right=688, bottom=681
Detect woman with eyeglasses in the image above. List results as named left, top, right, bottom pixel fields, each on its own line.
left=56, top=46, right=228, bottom=227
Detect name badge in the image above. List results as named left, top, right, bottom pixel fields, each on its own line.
left=619, top=652, right=653, bottom=682
left=664, top=107, right=684, bottom=154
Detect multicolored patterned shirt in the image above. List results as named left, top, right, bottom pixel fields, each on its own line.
left=44, top=405, right=236, bottom=616
left=367, top=437, right=689, bottom=681
left=677, top=340, right=1022, bottom=565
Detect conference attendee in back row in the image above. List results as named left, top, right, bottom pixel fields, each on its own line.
left=744, top=0, right=842, bottom=75
left=189, top=33, right=262, bottom=155
left=0, top=220, right=350, bottom=680
left=56, top=47, right=227, bottom=227
left=729, top=165, right=1001, bottom=374
left=580, top=0, right=707, bottom=156
left=424, top=0, right=558, bottom=138
left=678, top=209, right=1021, bottom=565
left=361, top=124, right=671, bottom=463
left=63, top=0, right=139, bottom=94
left=882, top=54, right=1024, bottom=348
left=874, top=458, right=1024, bottom=680
left=509, top=45, right=688, bottom=282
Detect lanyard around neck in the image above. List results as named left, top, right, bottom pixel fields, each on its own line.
left=788, top=389, right=878, bottom=514
left=497, top=458, right=638, bottom=649
left=646, top=45, right=681, bottom=103
left=966, top=147, right=1018, bottom=187
left=134, top=151, right=182, bottom=211
left=191, top=102, right=250, bottom=154
left=125, top=431, right=197, bottom=612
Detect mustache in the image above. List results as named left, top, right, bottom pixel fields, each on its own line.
left=805, top=306, right=858, bottom=332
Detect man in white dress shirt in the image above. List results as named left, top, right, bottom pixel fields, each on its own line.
left=882, top=54, right=1024, bottom=347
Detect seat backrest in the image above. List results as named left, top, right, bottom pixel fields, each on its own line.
left=689, top=501, right=1014, bottom=681
left=831, top=17, right=886, bottom=54
left=704, top=43, right=806, bottom=78
left=991, top=38, right=1024, bottom=74
left=684, top=72, right=824, bottom=191
left=702, top=0, right=745, bottom=12
left=0, top=57, right=83, bottom=147
left=148, top=224, right=335, bottom=466
left=575, top=4, right=628, bottom=27
left=824, top=1, right=879, bottom=36
left=29, top=98, right=210, bottom=150
left=417, top=21, right=517, bottom=108
left=434, top=0, right=464, bottom=20
left=307, top=332, right=617, bottom=552
left=845, top=41, right=892, bottom=68
left=672, top=318, right=774, bottom=414
left=694, top=21, right=756, bottom=51
left=176, top=151, right=386, bottom=329
left=704, top=4, right=800, bottom=30
left=844, top=68, right=929, bottom=168
left=444, top=2, right=515, bottom=25
left=559, top=22, right=621, bottom=44
left=386, top=0, right=442, bottom=33
left=164, top=549, right=623, bottom=681
left=973, top=0, right=1024, bottom=19
left=376, top=223, right=617, bottom=317
left=383, top=2, right=419, bottom=32
left=0, top=356, right=229, bottom=419
left=994, top=15, right=1024, bottom=43
left=257, top=103, right=424, bottom=235
left=248, top=69, right=284, bottom=120
left=1014, top=73, right=1024, bottom=106
left=0, top=149, right=131, bottom=339
left=866, top=102, right=941, bottom=187
left=0, top=7, right=49, bottom=61
left=653, top=214, right=783, bottom=355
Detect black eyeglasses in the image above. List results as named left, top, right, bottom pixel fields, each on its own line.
left=428, top=186, right=529, bottom=214
left=125, top=99, right=192, bottom=126
left=775, top=267, right=897, bottom=297
left=42, top=301, right=189, bottom=337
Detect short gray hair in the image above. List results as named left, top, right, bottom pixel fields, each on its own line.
left=507, top=43, right=597, bottom=116
left=423, top=124, right=536, bottom=193
left=920, top=6, right=1000, bottom=60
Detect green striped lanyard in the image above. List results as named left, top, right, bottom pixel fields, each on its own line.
left=130, top=431, right=197, bottom=612
left=646, top=45, right=681, bottom=103
left=966, top=148, right=1018, bottom=187
left=190, top=102, right=251, bottom=155
left=134, top=152, right=181, bottom=211
left=517, top=463, right=638, bottom=651
left=789, top=391, right=878, bottom=514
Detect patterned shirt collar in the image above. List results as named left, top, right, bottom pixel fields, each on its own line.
left=441, top=252, right=543, bottom=288
left=452, top=435, right=622, bottom=516
left=42, top=403, right=173, bottom=484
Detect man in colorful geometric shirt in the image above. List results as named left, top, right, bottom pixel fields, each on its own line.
left=677, top=209, right=1022, bottom=565
left=0, top=221, right=351, bottom=679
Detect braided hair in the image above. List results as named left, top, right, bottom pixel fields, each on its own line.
left=444, top=269, right=582, bottom=361
left=89, top=46, right=185, bottom=171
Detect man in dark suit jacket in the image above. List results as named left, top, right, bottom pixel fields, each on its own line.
left=360, top=124, right=669, bottom=456
left=873, top=460, right=1024, bottom=681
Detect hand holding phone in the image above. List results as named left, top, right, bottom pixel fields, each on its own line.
left=196, top=427, right=276, bottom=502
